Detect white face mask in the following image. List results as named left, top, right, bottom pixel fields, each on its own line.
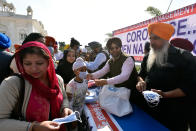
left=79, top=71, right=88, bottom=79
left=52, top=111, right=82, bottom=125
left=142, top=90, right=162, bottom=108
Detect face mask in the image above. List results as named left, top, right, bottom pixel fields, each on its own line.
left=52, top=111, right=82, bottom=125
left=79, top=71, right=87, bottom=79
left=142, top=90, right=162, bottom=108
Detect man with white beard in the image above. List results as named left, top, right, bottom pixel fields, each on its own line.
left=135, top=23, right=196, bottom=131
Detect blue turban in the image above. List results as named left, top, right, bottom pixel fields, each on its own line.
left=0, top=33, right=11, bottom=49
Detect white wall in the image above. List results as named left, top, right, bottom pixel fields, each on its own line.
left=0, top=14, right=47, bottom=52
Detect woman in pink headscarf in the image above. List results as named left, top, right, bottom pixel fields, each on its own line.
left=0, top=41, right=72, bottom=131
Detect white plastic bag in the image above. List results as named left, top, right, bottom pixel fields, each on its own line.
left=98, top=85, right=133, bottom=117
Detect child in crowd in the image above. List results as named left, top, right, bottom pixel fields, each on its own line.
left=56, top=49, right=76, bottom=86
left=66, top=57, right=88, bottom=114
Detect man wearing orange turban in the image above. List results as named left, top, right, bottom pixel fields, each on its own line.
left=135, top=22, right=196, bottom=130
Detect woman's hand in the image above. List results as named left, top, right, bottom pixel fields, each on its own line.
left=32, top=121, right=60, bottom=131
left=94, top=79, right=107, bottom=87
left=61, top=108, right=73, bottom=117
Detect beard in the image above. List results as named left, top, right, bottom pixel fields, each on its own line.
left=147, top=42, right=169, bottom=72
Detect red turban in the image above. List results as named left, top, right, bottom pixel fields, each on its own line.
left=170, top=38, right=194, bottom=52
left=45, top=36, right=57, bottom=49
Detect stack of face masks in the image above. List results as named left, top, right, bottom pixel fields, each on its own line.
left=142, top=90, right=162, bottom=108
left=85, top=88, right=100, bottom=103
left=52, top=111, right=82, bottom=125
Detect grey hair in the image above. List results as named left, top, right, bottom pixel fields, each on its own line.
left=147, top=41, right=169, bottom=72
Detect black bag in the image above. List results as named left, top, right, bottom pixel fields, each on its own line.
left=10, top=73, right=25, bottom=120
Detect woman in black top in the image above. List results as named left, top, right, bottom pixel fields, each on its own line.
left=56, top=49, right=76, bottom=86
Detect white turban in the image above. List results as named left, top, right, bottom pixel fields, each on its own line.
left=81, top=48, right=87, bottom=53
left=72, top=57, right=86, bottom=70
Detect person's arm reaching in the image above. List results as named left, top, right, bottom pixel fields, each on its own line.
left=86, top=53, right=106, bottom=71
left=151, top=88, right=186, bottom=98
left=152, top=51, right=196, bottom=99
left=91, top=61, right=110, bottom=79
left=107, top=57, right=134, bottom=85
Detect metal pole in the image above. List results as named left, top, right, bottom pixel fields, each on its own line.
left=166, top=0, right=173, bottom=13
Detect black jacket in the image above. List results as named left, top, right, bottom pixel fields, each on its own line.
left=139, top=45, right=196, bottom=100
left=0, top=50, right=13, bottom=83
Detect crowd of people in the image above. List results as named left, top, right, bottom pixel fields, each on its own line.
left=0, top=22, right=195, bottom=131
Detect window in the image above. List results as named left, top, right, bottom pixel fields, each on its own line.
left=19, top=33, right=27, bottom=40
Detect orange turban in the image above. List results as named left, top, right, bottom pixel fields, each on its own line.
left=148, top=23, right=175, bottom=41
